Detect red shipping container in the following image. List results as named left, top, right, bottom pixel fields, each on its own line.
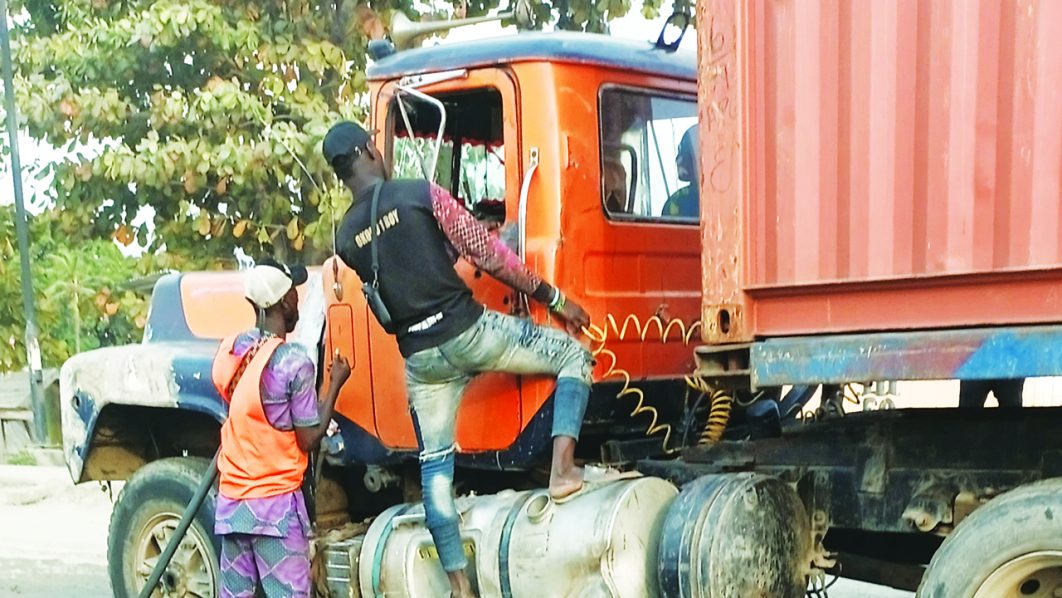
left=699, top=0, right=1062, bottom=344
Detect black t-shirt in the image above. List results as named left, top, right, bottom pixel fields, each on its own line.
left=337, top=179, right=483, bottom=357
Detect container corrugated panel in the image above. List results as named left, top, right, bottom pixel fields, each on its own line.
left=699, top=0, right=1062, bottom=344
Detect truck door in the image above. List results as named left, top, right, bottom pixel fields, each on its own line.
left=366, top=69, right=525, bottom=452
left=581, top=81, right=702, bottom=376
left=323, top=259, right=377, bottom=441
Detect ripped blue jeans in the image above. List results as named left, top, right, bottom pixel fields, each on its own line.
left=404, top=309, right=593, bottom=573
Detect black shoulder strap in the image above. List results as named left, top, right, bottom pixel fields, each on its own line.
left=369, top=182, right=383, bottom=287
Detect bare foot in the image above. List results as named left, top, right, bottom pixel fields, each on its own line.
left=549, top=436, right=584, bottom=500
left=548, top=464, right=584, bottom=500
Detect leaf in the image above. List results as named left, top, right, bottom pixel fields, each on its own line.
left=351, top=71, right=368, bottom=92
left=59, top=99, right=79, bottom=118
left=113, top=225, right=135, bottom=246
left=183, top=170, right=200, bottom=194
left=205, top=76, right=225, bottom=91
left=359, top=5, right=386, bottom=40
left=196, top=213, right=211, bottom=236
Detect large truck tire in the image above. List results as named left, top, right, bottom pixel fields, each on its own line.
left=657, top=472, right=811, bottom=598
left=108, top=456, right=221, bottom=598
left=918, top=478, right=1062, bottom=598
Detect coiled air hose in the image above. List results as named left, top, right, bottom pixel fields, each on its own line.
left=582, top=313, right=736, bottom=450
left=683, top=375, right=735, bottom=446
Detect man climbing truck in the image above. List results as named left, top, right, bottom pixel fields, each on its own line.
left=324, top=119, right=594, bottom=598
left=60, top=1, right=1062, bottom=597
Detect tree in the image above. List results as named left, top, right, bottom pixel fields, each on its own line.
left=42, top=243, right=126, bottom=354
left=0, top=206, right=147, bottom=371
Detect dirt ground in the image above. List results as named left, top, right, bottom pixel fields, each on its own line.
left=0, top=466, right=912, bottom=597
left=0, top=466, right=113, bottom=597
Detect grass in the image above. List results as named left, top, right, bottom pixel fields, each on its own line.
left=5, top=450, right=38, bottom=466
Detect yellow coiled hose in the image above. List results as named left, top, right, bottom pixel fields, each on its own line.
left=582, top=313, right=733, bottom=450
left=683, top=375, right=735, bottom=446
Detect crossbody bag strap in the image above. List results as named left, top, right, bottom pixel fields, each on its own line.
left=224, top=336, right=271, bottom=399
left=369, top=182, right=383, bottom=287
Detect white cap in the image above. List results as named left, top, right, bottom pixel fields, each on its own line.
left=244, top=260, right=308, bottom=309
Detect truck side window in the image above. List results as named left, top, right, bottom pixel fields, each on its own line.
left=599, top=87, right=698, bottom=223
left=389, top=87, right=506, bottom=226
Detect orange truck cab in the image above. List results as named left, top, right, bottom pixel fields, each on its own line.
left=321, top=32, right=703, bottom=468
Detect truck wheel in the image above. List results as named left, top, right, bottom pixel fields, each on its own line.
left=918, top=478, right=1062, bottom=598
left=108, top=456, right=220, bottom=598
left=657, top=472, right=811, bottom=598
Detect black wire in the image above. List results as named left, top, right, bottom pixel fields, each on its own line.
left=682, top=390, right=709, bottom=447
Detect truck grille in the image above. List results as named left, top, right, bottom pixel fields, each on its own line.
left=323, top=538, right=364, bottom=598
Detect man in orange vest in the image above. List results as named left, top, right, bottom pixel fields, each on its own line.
left=211, top=258, right=350, bottom=598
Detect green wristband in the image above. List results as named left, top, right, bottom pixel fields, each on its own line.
left=550, top=292, right=566, bottom=313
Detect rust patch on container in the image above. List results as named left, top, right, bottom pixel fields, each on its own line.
left=699, top=0, right=750, bottom=343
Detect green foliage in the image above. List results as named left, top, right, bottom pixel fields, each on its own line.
left=5, top=450, right=37, bottom=466
left=0, top=206, right=148, bottom=372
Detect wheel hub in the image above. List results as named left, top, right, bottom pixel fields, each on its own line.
left=974, top=551, right=1062, bottom=598
left=133, top=512, right=217, bottom=598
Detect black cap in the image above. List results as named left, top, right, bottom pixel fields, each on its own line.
left=323, top=121, right=372, bottom=165
left=257, top=256, right=308, bottom=286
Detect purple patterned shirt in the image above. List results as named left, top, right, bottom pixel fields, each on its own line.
left=215, top=329, right=319, bottom=538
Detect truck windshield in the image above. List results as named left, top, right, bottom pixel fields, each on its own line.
left=389, top=87, right=506, bottom=225
left=599, top=87, right=698, bottom=223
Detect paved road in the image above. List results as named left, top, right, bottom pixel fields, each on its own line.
left=0, top=466, right=114, bottom=597
left=0, top=466, right=914, bottom=597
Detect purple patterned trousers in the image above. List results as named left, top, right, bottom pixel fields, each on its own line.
left=219, top=525, right=311, bottom=598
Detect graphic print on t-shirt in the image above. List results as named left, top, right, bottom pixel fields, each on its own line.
left=353, top=208, right=400, bottom=248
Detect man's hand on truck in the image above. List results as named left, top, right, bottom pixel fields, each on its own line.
left=294, top=355, right=350, bottom=453
left=549, top=291, right=591, bottom=337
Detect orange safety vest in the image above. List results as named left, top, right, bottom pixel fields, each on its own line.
left=212, top=334, right=308, bottom=500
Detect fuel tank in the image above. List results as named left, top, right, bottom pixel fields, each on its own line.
left=353, top=476, right=678, bottom=597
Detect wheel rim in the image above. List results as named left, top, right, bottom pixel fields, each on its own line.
left=132, top=511, right=217, bottom=598
left=974, top=551, right=1062, bottom=598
